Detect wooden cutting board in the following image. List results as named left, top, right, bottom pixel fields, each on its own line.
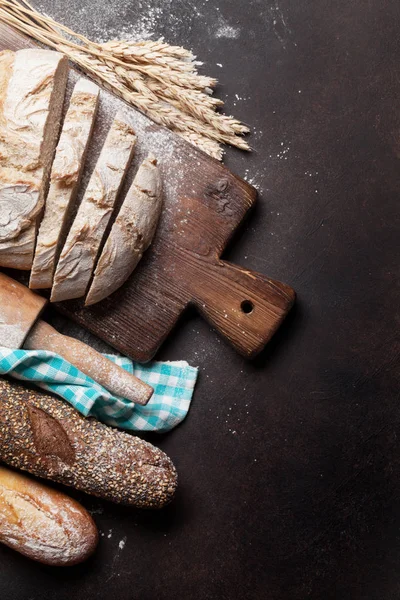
left=0, top=23, right=295, bottom=362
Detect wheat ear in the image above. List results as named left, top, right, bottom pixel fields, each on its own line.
left=0, top=0, right=251, bottom=159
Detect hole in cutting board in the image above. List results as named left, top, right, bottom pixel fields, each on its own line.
left=241, top=300, right=254, bottom=314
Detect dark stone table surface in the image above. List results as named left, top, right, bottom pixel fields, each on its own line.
left=1, top=1, right=399, bottom=598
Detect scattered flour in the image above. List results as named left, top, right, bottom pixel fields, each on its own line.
left=37, top=0, right=211, bottom=45
left=243, top=168, right=263, bottom=192
left=36, top=0, right=225, bottom=45
left=119, top=537, right=127, bottom=550
left=37, top=0, right=170, bottom=43
left=0, top=324, right=27, bottom=350
left=215, top=24, right=240, bottom=39
left=276, top=141, right=291, bottom=160
left=214, top=12, right=241, bottom=40
left=232, top=94, right=251, bottom=107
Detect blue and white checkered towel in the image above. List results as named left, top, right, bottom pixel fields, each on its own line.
left=0, top=347, right=198, bottom=432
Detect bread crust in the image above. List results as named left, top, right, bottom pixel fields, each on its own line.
left=0, top=377, right=177, bottom=509
left=0, top=465, right=98, bottom=566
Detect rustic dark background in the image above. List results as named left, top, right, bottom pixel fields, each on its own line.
left=1, top=0, right=400, bottom=598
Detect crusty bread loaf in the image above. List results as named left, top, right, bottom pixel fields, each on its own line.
left=0, top=465, right=98, bottom=566
left=30, top=78, right=100, bottom=289
left=0, top=49, right=69, bottom=269
left=51, top=111, right=136, bottom=302
left=86, top=154, right=163, bottom=306
left=0, top=377, right=177, bottom=509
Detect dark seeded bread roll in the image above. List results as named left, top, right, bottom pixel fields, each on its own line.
left=0, top=378, right=177, bottom=509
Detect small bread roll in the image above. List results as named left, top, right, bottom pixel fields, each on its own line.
left=0, top=466, right=98, bottom=566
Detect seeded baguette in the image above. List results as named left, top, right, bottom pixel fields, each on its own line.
left=0, top=465, right=98, bottom=566
left=30, top=78, right=100, bottom=289
left=0, top=49, right=69, bottom=269
left=0, top=377, right=177, bottom=509
left=86, top=154, right=163, bottom=306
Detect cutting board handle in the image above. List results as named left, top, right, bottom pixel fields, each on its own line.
left=191, top=259, right=295, bottom=358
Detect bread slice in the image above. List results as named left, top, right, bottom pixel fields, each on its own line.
left=85, top=154, right=162, bottom=306
left=30, top=78, right=100, bottom=289
left=0, top=49, right=69, bottom=269
left=51, top=111, right=136, bottom=302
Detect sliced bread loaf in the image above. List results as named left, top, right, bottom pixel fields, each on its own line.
left=85, top=154, right=162, bottom=306
left=0, top=49, right=69, bottom=269
left=51, top=111, right=137, bottom=302
left=30, top=78, right=100, bottom=289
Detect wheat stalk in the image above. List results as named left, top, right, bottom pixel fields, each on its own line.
left=103, top=39, right=196, bottom=62
left=102, top=40, right=198, bottom=73
left=0, top=0, right=251, bottom=159
left=178, top=132, right=223, bottom=161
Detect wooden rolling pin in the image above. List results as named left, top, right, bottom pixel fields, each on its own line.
left=0, top=272, right=153, bottom=405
